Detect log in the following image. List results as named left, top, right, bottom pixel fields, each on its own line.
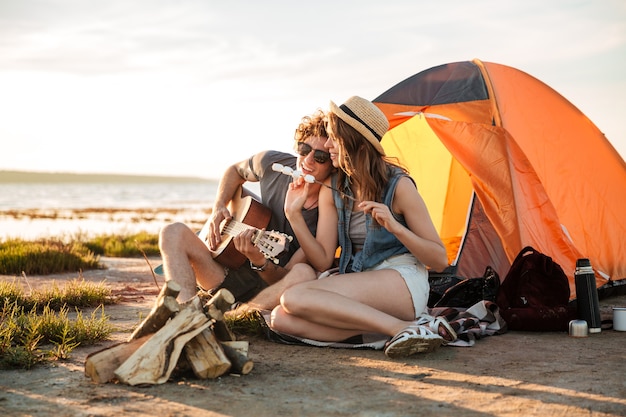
left=160, top=279, right=182, bottom=298
left=207, top=304, right=236, bottom=341
left=204, top=288, right=235, bottom=314
left=128, top=280, right=182, bottom=341
left=207, top=304, right=224, bottom=321
left=220, top=342, right=254, bottom=375
left=221, top=340, right=249, bottom=357
left=84, top=334, right=152, bottom=384
left=128, top=295, right=179, bottom=341
left=115, top=298, right=210, bottom=386
left=184, top=328, right=232, bottom=379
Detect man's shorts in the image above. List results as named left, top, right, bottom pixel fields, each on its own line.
left=215, top=264, right=269, bottom=302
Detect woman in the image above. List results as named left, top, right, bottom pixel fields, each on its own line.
left=270, top=96, right=455, bottom=358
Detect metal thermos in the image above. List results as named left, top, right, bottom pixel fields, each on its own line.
left=574, top=258, right=601, bottom=333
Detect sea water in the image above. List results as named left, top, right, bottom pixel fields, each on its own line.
left=0, top=182, right=217, bottom=210
left=0, top=180, right=249, bottom=239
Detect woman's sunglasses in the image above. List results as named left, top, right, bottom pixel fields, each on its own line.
left=297, top=142, right=331, bottom=164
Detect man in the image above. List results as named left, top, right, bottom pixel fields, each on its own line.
left=159, top=110, right=334, bottom=305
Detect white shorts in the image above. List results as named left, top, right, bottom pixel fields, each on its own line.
left=367, top=253, right=429, bottom=318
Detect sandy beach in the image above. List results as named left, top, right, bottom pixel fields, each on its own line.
left=1, top=234, right=625, bottom=416
left=0, top=199, right=625, bottom=416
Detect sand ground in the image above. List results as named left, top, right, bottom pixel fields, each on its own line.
left=1, top=256, right=625, bottom=417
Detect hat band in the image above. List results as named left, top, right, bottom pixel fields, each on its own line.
left=340, top=104, right=382, bottom=141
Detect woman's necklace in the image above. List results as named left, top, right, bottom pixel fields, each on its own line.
left=303, top=198, right=318, bottom=210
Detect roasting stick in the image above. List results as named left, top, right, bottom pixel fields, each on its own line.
left=271, top=163, right=359, bottom=203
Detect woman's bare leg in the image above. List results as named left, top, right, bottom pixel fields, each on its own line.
left=271, top=268, right=415, bottom=341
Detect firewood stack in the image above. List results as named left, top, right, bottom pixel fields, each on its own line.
left=84, top=281, right=253, bottom=386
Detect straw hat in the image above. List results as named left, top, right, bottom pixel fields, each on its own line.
left=329, top=96, right=388, bottom=155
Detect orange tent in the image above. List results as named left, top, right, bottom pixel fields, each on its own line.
left=373, top=59, right=626, bottom=298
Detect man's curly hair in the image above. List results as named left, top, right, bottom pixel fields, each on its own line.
left=294, top=109, right=328, bottom=143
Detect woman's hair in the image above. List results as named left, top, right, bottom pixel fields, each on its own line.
left=328, top=112, right=406, bottom=203
left=294, top=109, right=328, bottom=143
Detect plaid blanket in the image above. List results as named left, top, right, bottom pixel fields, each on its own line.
left=260, top=300, right=507, bottom=349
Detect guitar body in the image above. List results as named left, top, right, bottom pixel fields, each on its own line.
left=208, top=187, right=272, bottom=269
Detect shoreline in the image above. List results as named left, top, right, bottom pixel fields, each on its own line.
left=0, top=207, right=210, bottom=240
left=0, top=170, right=214, bottom=183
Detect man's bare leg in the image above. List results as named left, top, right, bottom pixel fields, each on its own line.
left=159, top=222, right=227, bottom=302
left=226, top=263, right=317, bottom=317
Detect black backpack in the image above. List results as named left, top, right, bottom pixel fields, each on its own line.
left=496, top=246, right=576, bottom=331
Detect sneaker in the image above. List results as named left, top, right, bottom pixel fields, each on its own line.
left=415, top=313, right=457, bottom=344
left=384, top=323, right=443, bottom=358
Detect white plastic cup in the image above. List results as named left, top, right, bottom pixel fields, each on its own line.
left=613, top=307, right=626, bottom=331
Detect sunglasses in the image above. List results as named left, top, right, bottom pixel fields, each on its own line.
left=297, top=142, right=331, bottom=164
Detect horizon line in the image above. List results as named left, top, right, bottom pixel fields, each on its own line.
left=0, top=169, right=216, bottom=183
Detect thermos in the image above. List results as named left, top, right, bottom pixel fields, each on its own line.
left=574, top=258, right=601, bottom=333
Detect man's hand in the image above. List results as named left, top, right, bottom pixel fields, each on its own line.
left=233, top=228, right=266, bottom=266
left=208, top=206, right=232, bottom=251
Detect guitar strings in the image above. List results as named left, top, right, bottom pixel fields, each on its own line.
left=222, top=219, right=252, bottom=235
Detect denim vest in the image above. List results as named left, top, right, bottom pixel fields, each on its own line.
left=332, top=168, right=412, bottom=273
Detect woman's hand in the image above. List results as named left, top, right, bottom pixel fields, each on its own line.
left=284, top=177, right=308, bottom=218
left=358, top=201, right=401, bottom=233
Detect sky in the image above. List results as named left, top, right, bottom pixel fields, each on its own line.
left=0, top=0, right=624, bottom=180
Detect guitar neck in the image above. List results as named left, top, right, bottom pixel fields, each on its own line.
left=222, top=219, right=255, bottom=236
left=198, top=218, right=255, bottom=241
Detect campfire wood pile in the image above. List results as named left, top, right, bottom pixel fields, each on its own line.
left=84, top=281, right=253, bottom=386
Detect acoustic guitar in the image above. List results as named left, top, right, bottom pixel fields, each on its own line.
left=198, top=186, right=292, bottom=270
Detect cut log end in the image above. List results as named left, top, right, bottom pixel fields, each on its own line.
left=161, top=279, right=182, bottom=298
left=204, top=288, right=235, bottom=314
left=220, top=342, right=254, bottom=375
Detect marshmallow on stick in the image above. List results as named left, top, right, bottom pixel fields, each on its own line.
left=271, top=163, right=358, bottom=202
left=272, top=163, right=315, bottom=183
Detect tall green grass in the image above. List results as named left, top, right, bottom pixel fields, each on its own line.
left=0, top=279, right=114, bottom=369
left=0, top=232, right=160, bottom=275
left=0, top=239, right=100, bottom=275
left=0, top=232, right=158, bottom=369
left=1, top=277, right=113, bottom=312
left=83, top=231, right=159, bottom=258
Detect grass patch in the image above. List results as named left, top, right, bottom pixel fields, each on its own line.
left=0, top=232, right=154, bottom=368
left=0, top=238, right=100, bottom=275
left=0, top=232, right=160, bottom=275
left=82, top=231, right=160, bottom=258
left=0, top=278, right=114, bottom=369
left=1, top=277, right=114, bottom=312
left=225, top=310, right=265, bottom=337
